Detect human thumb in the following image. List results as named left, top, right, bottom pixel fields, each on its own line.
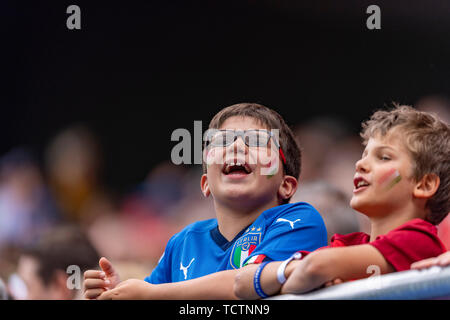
left=99, top=257, right=117, bottom=277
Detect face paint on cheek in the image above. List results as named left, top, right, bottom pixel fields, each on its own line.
left=379, top=168, right=402, bottom=191
left=260, top=154, right=279, bottom=179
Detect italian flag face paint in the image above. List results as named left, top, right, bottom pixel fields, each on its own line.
left=260, top=152, right=279, bottom=178
left=379, top=168, right=402, bottom=191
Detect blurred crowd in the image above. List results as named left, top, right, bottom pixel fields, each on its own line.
left=0, top=96, right=449, bottom=299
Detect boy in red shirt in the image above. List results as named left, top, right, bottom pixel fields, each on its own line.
left=234, top=105, right=450, bottom=299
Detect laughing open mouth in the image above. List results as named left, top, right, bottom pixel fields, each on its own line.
left=223, top=162, right=252, bottom=175
left=353, top=176, right=370, bottom=190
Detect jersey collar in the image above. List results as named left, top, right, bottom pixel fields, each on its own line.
left=210, top=223, right=252, bottom=251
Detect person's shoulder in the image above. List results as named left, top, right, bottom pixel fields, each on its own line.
left=265, top=201, right=317, bottom=214
left=374, top=218, right=447, bottom=252
left=154, top=219, right=218, bottom=272
left=263, top=201, right=325, bottom=225
left=172, top=218, right=218, bottom=239
left=331, top=232, right=370, bottom=247
left=269, top=201, right=322, bottom=217
left=390, top=218, right=438, bottom=235
left=371, top=218, right=447, bottom=271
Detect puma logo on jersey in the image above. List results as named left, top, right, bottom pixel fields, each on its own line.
left=276, top=218, right=301, bottom=229
left=180, top=258, right=195, bottom=280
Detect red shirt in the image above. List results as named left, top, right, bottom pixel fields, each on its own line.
left=438, top=215, right=450, bottom=250
left=327, top=218, right=447, bottom=271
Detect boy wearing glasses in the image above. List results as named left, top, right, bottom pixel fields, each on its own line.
left=84, top=103, right=327, bottom=299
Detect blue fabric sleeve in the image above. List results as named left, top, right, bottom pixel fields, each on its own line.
left=144, top=234, right=176, bottom=284
left=243, top=204, right=327, bottom=265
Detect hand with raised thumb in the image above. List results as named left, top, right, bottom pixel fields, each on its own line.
left=84, top=257, right=121, bottom=299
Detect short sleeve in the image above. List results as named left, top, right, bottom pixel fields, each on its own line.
left=144, top=234, right=176, bottom=284
left=369, top=219, right=446, bottom=271
left=243, top=203, right=327, bottom=266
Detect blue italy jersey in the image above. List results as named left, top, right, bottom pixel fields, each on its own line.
left=145, top=202, right=327, bottom=284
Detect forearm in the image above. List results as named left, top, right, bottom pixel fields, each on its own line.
left=281, top=255, right=327, bottom=295
left=150, top=269, right=239, bottom=300
left=234, top=262, right=294, bottom=299
left=281, top=245, right=394, bottom=295
left=234, top=252, right=336, bottom=298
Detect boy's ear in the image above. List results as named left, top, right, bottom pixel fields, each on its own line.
left=278, top=175, right=298, bottom=201
left=200, top=174, right=211, bottom=197
left=413, top=173, right=440, bottom=199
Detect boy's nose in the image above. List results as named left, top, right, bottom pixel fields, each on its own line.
left=355, top=157, right=369, bottom=173
left=226, top=135, right=247, bottom=155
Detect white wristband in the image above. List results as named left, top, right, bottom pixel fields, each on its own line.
left=276, top=252, right=302, bottom=284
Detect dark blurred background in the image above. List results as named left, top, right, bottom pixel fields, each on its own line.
left=0, top=0, right=449, bottom=299
left=1, top=0, right=450, bottom=192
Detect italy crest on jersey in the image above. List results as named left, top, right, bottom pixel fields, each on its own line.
left=230, top=228, right=262, bottom=269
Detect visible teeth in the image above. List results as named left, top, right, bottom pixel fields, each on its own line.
left=224, top=162, right=251, bottom=174
left=357, top=180, right=368, bottom=187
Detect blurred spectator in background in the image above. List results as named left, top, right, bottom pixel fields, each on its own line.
left=45, top=125, right=115, bottom=227
left=9, top=225, right=100, bottom=300
left=416, top=95, right=450, bottom=124
left=86, top=162, right=211, bottom=269
left=291, top=181, right=362, bottom=244
left=0, top=148, right=61, bottom=248
left=119, top=162, right=192, bottom=260
left=416, top=95, right=450, bottom=250
left=294, top=118, right=369, bottom=234
left=319, top=136, right=364, bottom=199
left=294, top=118, right=349, bottom=183
left=319, top=136, right=371, bottom=234
left=136, top=161, right=188, bottom=215
left=44, top=125, right=162, bottom=277
left=0, top=277, right=8, bottom=300
left=164, top=165, right=216, bottom=227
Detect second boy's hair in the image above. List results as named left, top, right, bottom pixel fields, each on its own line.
left=203, top=103, right=301, bottom=201
left=23, top=225, right=100, bottom=286
left=361, top=104, right=450, bottom=225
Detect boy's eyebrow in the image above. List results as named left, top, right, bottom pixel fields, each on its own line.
left=375, top=145, right=396, bottom=152
left=362, top=144, right=396, bottom=156
left=364, top=145, right=396, bottom=156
